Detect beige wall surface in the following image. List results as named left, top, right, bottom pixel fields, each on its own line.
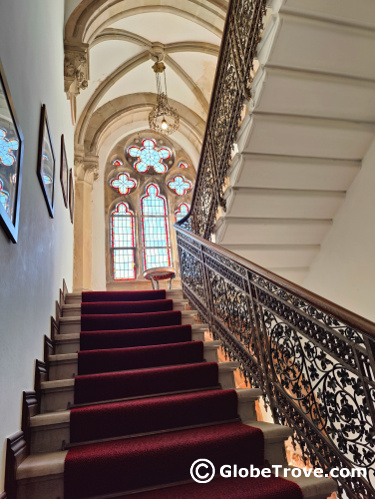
left=0, top=0, right=74, bottom=491
left=303, top=137, right=375, bottom=323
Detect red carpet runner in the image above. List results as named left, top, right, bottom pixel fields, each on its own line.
left=64, top=290, right=303, bottom=499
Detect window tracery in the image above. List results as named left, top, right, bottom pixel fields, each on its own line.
left=110, top=172, right=137, bottom=195
left=167, top=175, right=193, bottom=196
left=127, top=138, right=171, bottom=174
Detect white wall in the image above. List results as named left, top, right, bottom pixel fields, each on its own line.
left=0, top=0, right=74, bottom=491
left=303, top=137, right=375, bottom=323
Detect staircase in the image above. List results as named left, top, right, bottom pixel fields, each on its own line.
left=215, top=0, right=375, bottom=284
left=13, top=288, right=335, bottom=498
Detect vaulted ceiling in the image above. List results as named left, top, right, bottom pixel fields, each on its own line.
left=64, top=0, right=228, bottom=166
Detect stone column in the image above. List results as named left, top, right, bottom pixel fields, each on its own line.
left=73, top=155, right=99, bottom=291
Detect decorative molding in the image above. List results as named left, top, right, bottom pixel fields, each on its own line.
left=75, top=155, right=99, bottom=184
left=5, top=431, right=27, bottom=499
left=64, top=43, right=89, bottom=99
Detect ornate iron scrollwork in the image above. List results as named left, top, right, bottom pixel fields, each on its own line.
left=176, top=226, right=375, bottom=499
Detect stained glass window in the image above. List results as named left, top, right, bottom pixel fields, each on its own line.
left=167, top=175, right=193, bottom=196
left=110, top=202, right=136, bottom=280
left=113, top=159, right=123, bottom=167
left=177, top=161, right=190, bottom=169
left=140, top=183, right=171, bottom=270
left=110, top=172, right=137, bottom=195
left=0, top=178, right=9, bottom=212
left=174, top=202, right=190, bottom=222
left=127, top=138, right=171, bottom=174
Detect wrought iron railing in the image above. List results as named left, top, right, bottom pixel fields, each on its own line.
left=187, top=0, right=267, bottom=239
left=176, top=225, right=375, bottom=499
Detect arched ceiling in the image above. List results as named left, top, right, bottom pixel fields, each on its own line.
left=65, top=0, right=227, bottom=163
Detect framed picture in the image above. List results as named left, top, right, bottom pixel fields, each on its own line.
left=60, top=135, right=69, bottom=208
left=69, top=168, right=74, bottom=224
left=37, top=104, right=55, bottom=217
left=0, top=58, right=24, bottom=243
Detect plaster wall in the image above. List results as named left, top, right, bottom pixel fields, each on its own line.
left=0, top=0, right=74, bottom=490
left=303, top=137, right=375, bottom=323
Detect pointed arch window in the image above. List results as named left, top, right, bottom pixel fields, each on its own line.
left=174, top=202, right=190, bottom=223
left=110, top=202, right=136, bottom=280
left=140, top=183, right=171, bottom=270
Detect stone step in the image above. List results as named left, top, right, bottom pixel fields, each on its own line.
left=65, top=289, right=184, bottom=305
left=62, top=298, right=189, bottom=317
left=17, top=422, right=305, bottom=499
left=54, top=324, right=208, bottom=354
left=30, top=388, right=262, bottom=454
left=40, top=361, right=240, bottom=413
left=48, top=340, right=222, bottom=380
left=59, top=310, right=198, bottom=335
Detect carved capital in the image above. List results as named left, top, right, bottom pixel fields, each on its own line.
left=64, top=43, right=90, bottom=99
left=74, top=154, right=99, bottom=185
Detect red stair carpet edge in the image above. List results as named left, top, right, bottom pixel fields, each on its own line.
left=77, top=341, right=205, bottom=375
left=129, top=474, right=303, bottom=499
left=74, top=362, right=219, bottom=405
left=81, top=299, right=173, bottom=315
left=70, top=389, right=239, bottom=443
left=81, top=310, right=182, bottom=331
left=80, top=324, right=192, bottom=351
left=82, top=290, right=166, bottom=302
left=64, top=422, right=264, bottom=499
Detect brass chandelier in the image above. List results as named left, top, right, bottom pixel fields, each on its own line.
left=149, top=61, right=180, bottom=136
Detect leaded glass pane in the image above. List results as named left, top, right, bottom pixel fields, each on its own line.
left=140, top=183, right=171, bottom=270
left=111, top=202, right=136, bottom=280
left=175, top=202, right=190, bottom=222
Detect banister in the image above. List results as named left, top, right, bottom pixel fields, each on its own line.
left=176, top=1, right=375, bottom=497
left=176, top=225, right=375, bottom=341
left=175, top=223, right=375, bottom=498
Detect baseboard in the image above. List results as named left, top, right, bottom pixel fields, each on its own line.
left=55, top=300, right=62, bottom=326
left=50, top=316, right=59, bottom=341
left=21, top=391, right=38, bottom=452
left=34, top=360, right=48, bottom=410
left=63, top=278, right=68, bottom=303
left=5, top=431, right=27, bottom=499
left=44, top=335, right=55, bottom=365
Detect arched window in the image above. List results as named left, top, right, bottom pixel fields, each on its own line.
left=140, top=183, right=171, bottom=270
left=174, top=202, right=190, bottom=222
left=110, top=202, right=136, bottom=280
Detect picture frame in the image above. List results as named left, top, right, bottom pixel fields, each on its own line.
left=37, top=104, right=55, bottom=218
left=69, top=168, right=74, bottom=224
left=60, top=135, right=69, bottom=208
left=0, top=58, right=24, bottom=243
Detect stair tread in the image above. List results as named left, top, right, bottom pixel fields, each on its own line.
left=17, top=422, right=287, bottom=480
left=54, top=323, right=208, bottom=342
left=60, top=309, right=197, bottom=323
left=49, top=340, right=222, bottom=362
left=41, top=361, right=239, bottom=390
left=31, top=388, right=262, bottom=428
